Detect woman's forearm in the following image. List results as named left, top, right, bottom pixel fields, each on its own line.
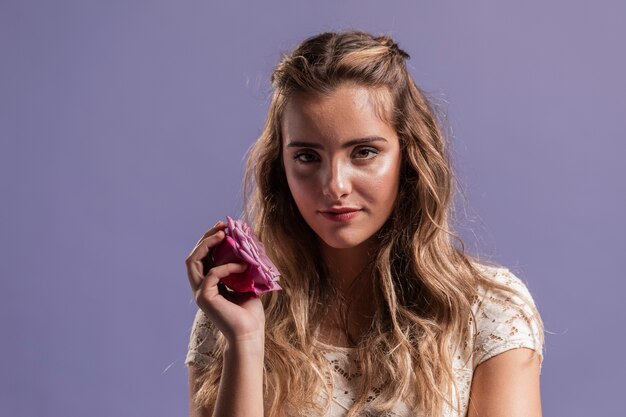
left=213, top=340, right=265, bottom=417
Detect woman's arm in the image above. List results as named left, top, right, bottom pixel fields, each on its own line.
left=214, top=340, right=265, bottom=417
left=186, top=222, right=266, bottom=417
left=467, top=347, right=542, bottom=417
left=189, top=339, right=265, bottom=417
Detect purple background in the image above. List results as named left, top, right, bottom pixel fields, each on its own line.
left=2, top=1, right=624, bottom=416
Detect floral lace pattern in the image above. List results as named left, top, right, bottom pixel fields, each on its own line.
left=185, top=266, right=544, bottom=416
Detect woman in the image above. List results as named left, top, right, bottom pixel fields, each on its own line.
left=185, top=30, right=544, bottom=417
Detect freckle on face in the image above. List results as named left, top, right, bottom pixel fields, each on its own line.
left=280, top=83, right=402, bottom=250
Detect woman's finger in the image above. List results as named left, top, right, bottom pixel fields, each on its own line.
left=186, top=230, right=226, bottom=291
left=194, top=221, right=226, bottom=246
left=196, top=262, right=249, bottom=308
left=201, top=261, right=247, bottom=287
left=218, top=282, right=256, bottom=304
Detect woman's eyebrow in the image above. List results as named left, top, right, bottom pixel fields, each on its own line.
left=286, top=136, right=388, bottom=149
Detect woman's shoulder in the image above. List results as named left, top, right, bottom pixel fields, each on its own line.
left=468, top=263, right=545, bottom=371
left=185, top=308, right=221, bottom=368
left=471, top=263, right=535, bottom=302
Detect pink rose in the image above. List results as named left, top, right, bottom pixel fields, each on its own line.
left=211, top=216, right=282, bottom=297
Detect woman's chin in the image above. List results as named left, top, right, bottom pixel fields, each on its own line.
left=318, top=235, right=372, bottom=251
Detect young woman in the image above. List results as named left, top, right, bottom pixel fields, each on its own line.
left=184, top=30, right=544, bottom=417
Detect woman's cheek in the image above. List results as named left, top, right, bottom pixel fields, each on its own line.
left=287, top=169, right=317, bottom=205
left=291, top=167, right=319, bottom=190
left=286, top=164, right=306, bottom=185
left=356, top=157, right=395, bottom=182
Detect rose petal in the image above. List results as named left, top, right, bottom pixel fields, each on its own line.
left=212, top=236, right=244, bottom=265
left=214, top=217, right=282, bottom=297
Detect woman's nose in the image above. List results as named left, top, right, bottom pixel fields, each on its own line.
left=322, top=160, right=351, bottom=200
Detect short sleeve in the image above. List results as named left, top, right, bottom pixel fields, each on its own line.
left=185, top=308, right=220, bottom=368
left=472, top=268, right=544, bottom=372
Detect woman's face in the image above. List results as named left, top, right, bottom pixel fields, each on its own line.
left=281, top=83, right=402, bottom=250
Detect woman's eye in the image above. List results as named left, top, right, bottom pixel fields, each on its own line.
left=292, top=148, right=378, bottom=163
left=293, top=152, right=318, bottom=163
left=354, top=147, right=378, bottom=159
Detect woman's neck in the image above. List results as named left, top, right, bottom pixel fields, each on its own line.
left=317, top=241, right=378, bottom=347
left=315, top=237, right=380, bottom=347
left=320, top=239, right=376, bottom=295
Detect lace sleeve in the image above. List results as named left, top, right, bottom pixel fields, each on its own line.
left=185, top=308, right=220, bottom=368
left=472, top=268, right=544, bottom=372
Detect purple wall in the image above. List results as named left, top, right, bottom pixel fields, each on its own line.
left=2, top=1, right=624, bottom=416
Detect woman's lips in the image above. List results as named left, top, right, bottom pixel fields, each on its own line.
left=319, top=209, right=362, bottom=221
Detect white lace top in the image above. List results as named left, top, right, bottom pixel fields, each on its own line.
left=185, top=266, right=544, bottom=416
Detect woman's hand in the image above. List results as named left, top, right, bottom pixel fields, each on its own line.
left=187, top=222, right=266, bottom=417
left=185, top=221, right=265, bottom=345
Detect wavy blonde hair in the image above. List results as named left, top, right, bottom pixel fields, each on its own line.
left=191, top=30, right=544, bottom=416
